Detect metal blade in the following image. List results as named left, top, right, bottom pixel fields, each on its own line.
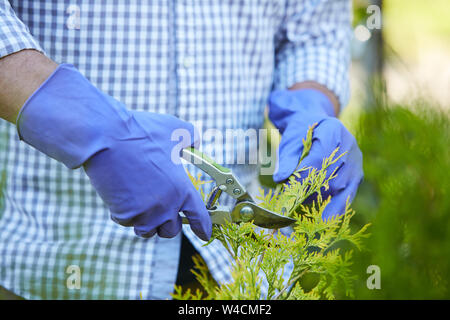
left=232, top=201, right=296, bottom=229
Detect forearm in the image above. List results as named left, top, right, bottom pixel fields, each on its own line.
left=289, top=81, right=340, bottom=116
left=275, top=1, right=352, bottom=114
left=0, top=49, right=57, bottom=123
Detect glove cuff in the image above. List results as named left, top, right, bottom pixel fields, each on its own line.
left=268, top=88, right=333, bottom=132
left=289, top=88, right=336, bottom=117
left=17, top=64, right=134, bottom=169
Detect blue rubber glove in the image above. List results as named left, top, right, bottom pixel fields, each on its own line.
left=268, top=89, right=363, bottom=220
left=17, top=64, right=212, bottom=241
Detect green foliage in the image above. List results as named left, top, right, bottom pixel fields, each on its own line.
left=352, top=0, right=372, bottom=27
left=174, top=127, right=370, bottom=300
left=351, top=103, right=450, bottom=299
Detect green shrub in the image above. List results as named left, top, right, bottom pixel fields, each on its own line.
left=351, top=103, right=450, bottom=299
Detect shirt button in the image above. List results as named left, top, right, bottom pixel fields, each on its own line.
left=183, top=56, right=194, bottom=69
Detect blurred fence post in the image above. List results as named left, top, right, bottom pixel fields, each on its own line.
left=363, top=0, right=385, bottom=107
left=353, top=0, right=385, bottom=108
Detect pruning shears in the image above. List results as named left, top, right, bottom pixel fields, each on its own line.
left=180, top=147, right=296, bottom=229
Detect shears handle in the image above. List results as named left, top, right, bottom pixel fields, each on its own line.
left=181, top=147, right=247, bottom=200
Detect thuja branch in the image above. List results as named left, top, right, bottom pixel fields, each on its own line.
left=174, top=126, right=370, bottom=300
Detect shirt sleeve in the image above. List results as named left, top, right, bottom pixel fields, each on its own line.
left=273, top=0, right=353, bottom=109
left=0, top=0, right=43, bottom=58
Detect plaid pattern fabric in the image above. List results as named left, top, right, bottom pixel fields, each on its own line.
left=0, top=0, right=352, bottom=299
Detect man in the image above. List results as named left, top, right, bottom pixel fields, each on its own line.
left=0, top=0, right=362, bottom=299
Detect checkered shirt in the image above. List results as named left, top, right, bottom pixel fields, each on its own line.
left=0, top=0, right=351, bottom=299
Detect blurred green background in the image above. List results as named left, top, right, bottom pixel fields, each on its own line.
left=346, top=0, right=450, bottom=299
left=347, top=0, right=450, bottom=116
left=262, top=0, right=450, bottom=299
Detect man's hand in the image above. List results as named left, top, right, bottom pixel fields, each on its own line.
left=14, top=63, right=211, bottom=240
left=268, top=87, right=363, bottom=220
